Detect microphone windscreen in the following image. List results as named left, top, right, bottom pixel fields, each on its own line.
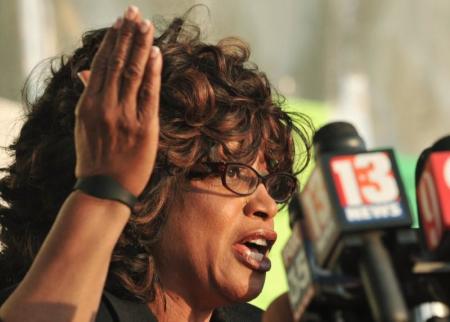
left=313, top=122, right=366, bottom=157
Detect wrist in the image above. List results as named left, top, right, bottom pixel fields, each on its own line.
left=70, top=190, right=131, bottom=213
left=73, top=175, right=139, bottom=211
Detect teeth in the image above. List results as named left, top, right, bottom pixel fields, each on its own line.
left=249, top=249, right=264, bottom=262
left=247, top=238, right=267, bottom=246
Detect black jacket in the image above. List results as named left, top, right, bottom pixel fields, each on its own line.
left=0, top=286, right=263, bottom=322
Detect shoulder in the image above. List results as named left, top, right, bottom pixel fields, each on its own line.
left=0, top=285, right=114, bottom=321
left=0, top=286, right=156, bottom=322
left=215, top=302, right=263, bottom=322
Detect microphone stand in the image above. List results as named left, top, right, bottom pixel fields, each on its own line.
left=359, top=232, right=409, bottom=322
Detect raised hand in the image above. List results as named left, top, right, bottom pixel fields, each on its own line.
left=0, top=8, right=164, bottom=322
left=75, top=5, right=162, bottom=197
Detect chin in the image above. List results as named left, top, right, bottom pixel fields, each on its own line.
left=242, top=273, right=266, bottom=301
left=220, top=270, right=267, bottom=304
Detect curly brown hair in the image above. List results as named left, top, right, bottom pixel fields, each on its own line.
left=0, top=14, right=313, bottom=302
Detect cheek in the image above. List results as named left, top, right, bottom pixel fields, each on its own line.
left=181, top=180, right=244, bottom=231
left=180, top=193, right=239, bottom=248
left=163, top=188, right=242, bottom=260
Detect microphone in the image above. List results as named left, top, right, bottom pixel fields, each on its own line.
left=282, top=213, right=314, bottom=321
left=400, top=135, right=450, bottom=322
left=284, top=121, right=412, bottom=322
left=300, top=122, right=412, bottom=268
left=284, top=195, right=363, bottom=322
left=416, top=135, right=450, bottom=259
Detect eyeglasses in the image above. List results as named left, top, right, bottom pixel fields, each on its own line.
left=190, top=162, right=297, bottom=203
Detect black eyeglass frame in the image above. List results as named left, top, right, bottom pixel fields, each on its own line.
left=196, top=162, right=297, bottom=203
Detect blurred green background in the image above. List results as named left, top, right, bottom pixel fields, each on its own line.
left=250, top=99, right=419, bottom=309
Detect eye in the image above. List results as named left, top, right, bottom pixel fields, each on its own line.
left=226, top=164, right=259, bottom=188
left=266, top=174, right=297, bottom=202
left=226, top=166, right=241, bottom=178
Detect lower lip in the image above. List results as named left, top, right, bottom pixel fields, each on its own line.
left=232, top=244, right=271, bottom=273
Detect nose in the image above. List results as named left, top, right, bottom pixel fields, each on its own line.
left=244, top=183, right=278, bottom=220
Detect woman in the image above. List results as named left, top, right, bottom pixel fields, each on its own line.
left=0, top=5, right=312, bottom=322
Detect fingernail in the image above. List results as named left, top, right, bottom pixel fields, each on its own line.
left=151, top=46, right=160, bottom=58
left=77, top=71, right=88, bottom=87
left=113, top=17, right=123, bottom=29
left=125, top=5, right=139, bottom=19
left=139, top=19, right=151, bottom=33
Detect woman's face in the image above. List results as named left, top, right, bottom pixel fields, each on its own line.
left=154, top=156, right=279, bottom=308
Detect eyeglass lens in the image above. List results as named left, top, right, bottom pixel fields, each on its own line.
left=224, top=164, right=295, bottom=202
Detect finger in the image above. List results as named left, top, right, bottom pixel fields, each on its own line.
left=139, top=46, right=162, bottom=125
left=85, top=23, right=119, bottom=95
left=120, top=20, right=155, bottom=115
left=104, top=5, right=141, bottom=101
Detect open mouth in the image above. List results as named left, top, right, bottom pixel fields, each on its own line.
left=233, top=232, right=277, bottom=273
left=244, top=238, right=270, bottom=260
